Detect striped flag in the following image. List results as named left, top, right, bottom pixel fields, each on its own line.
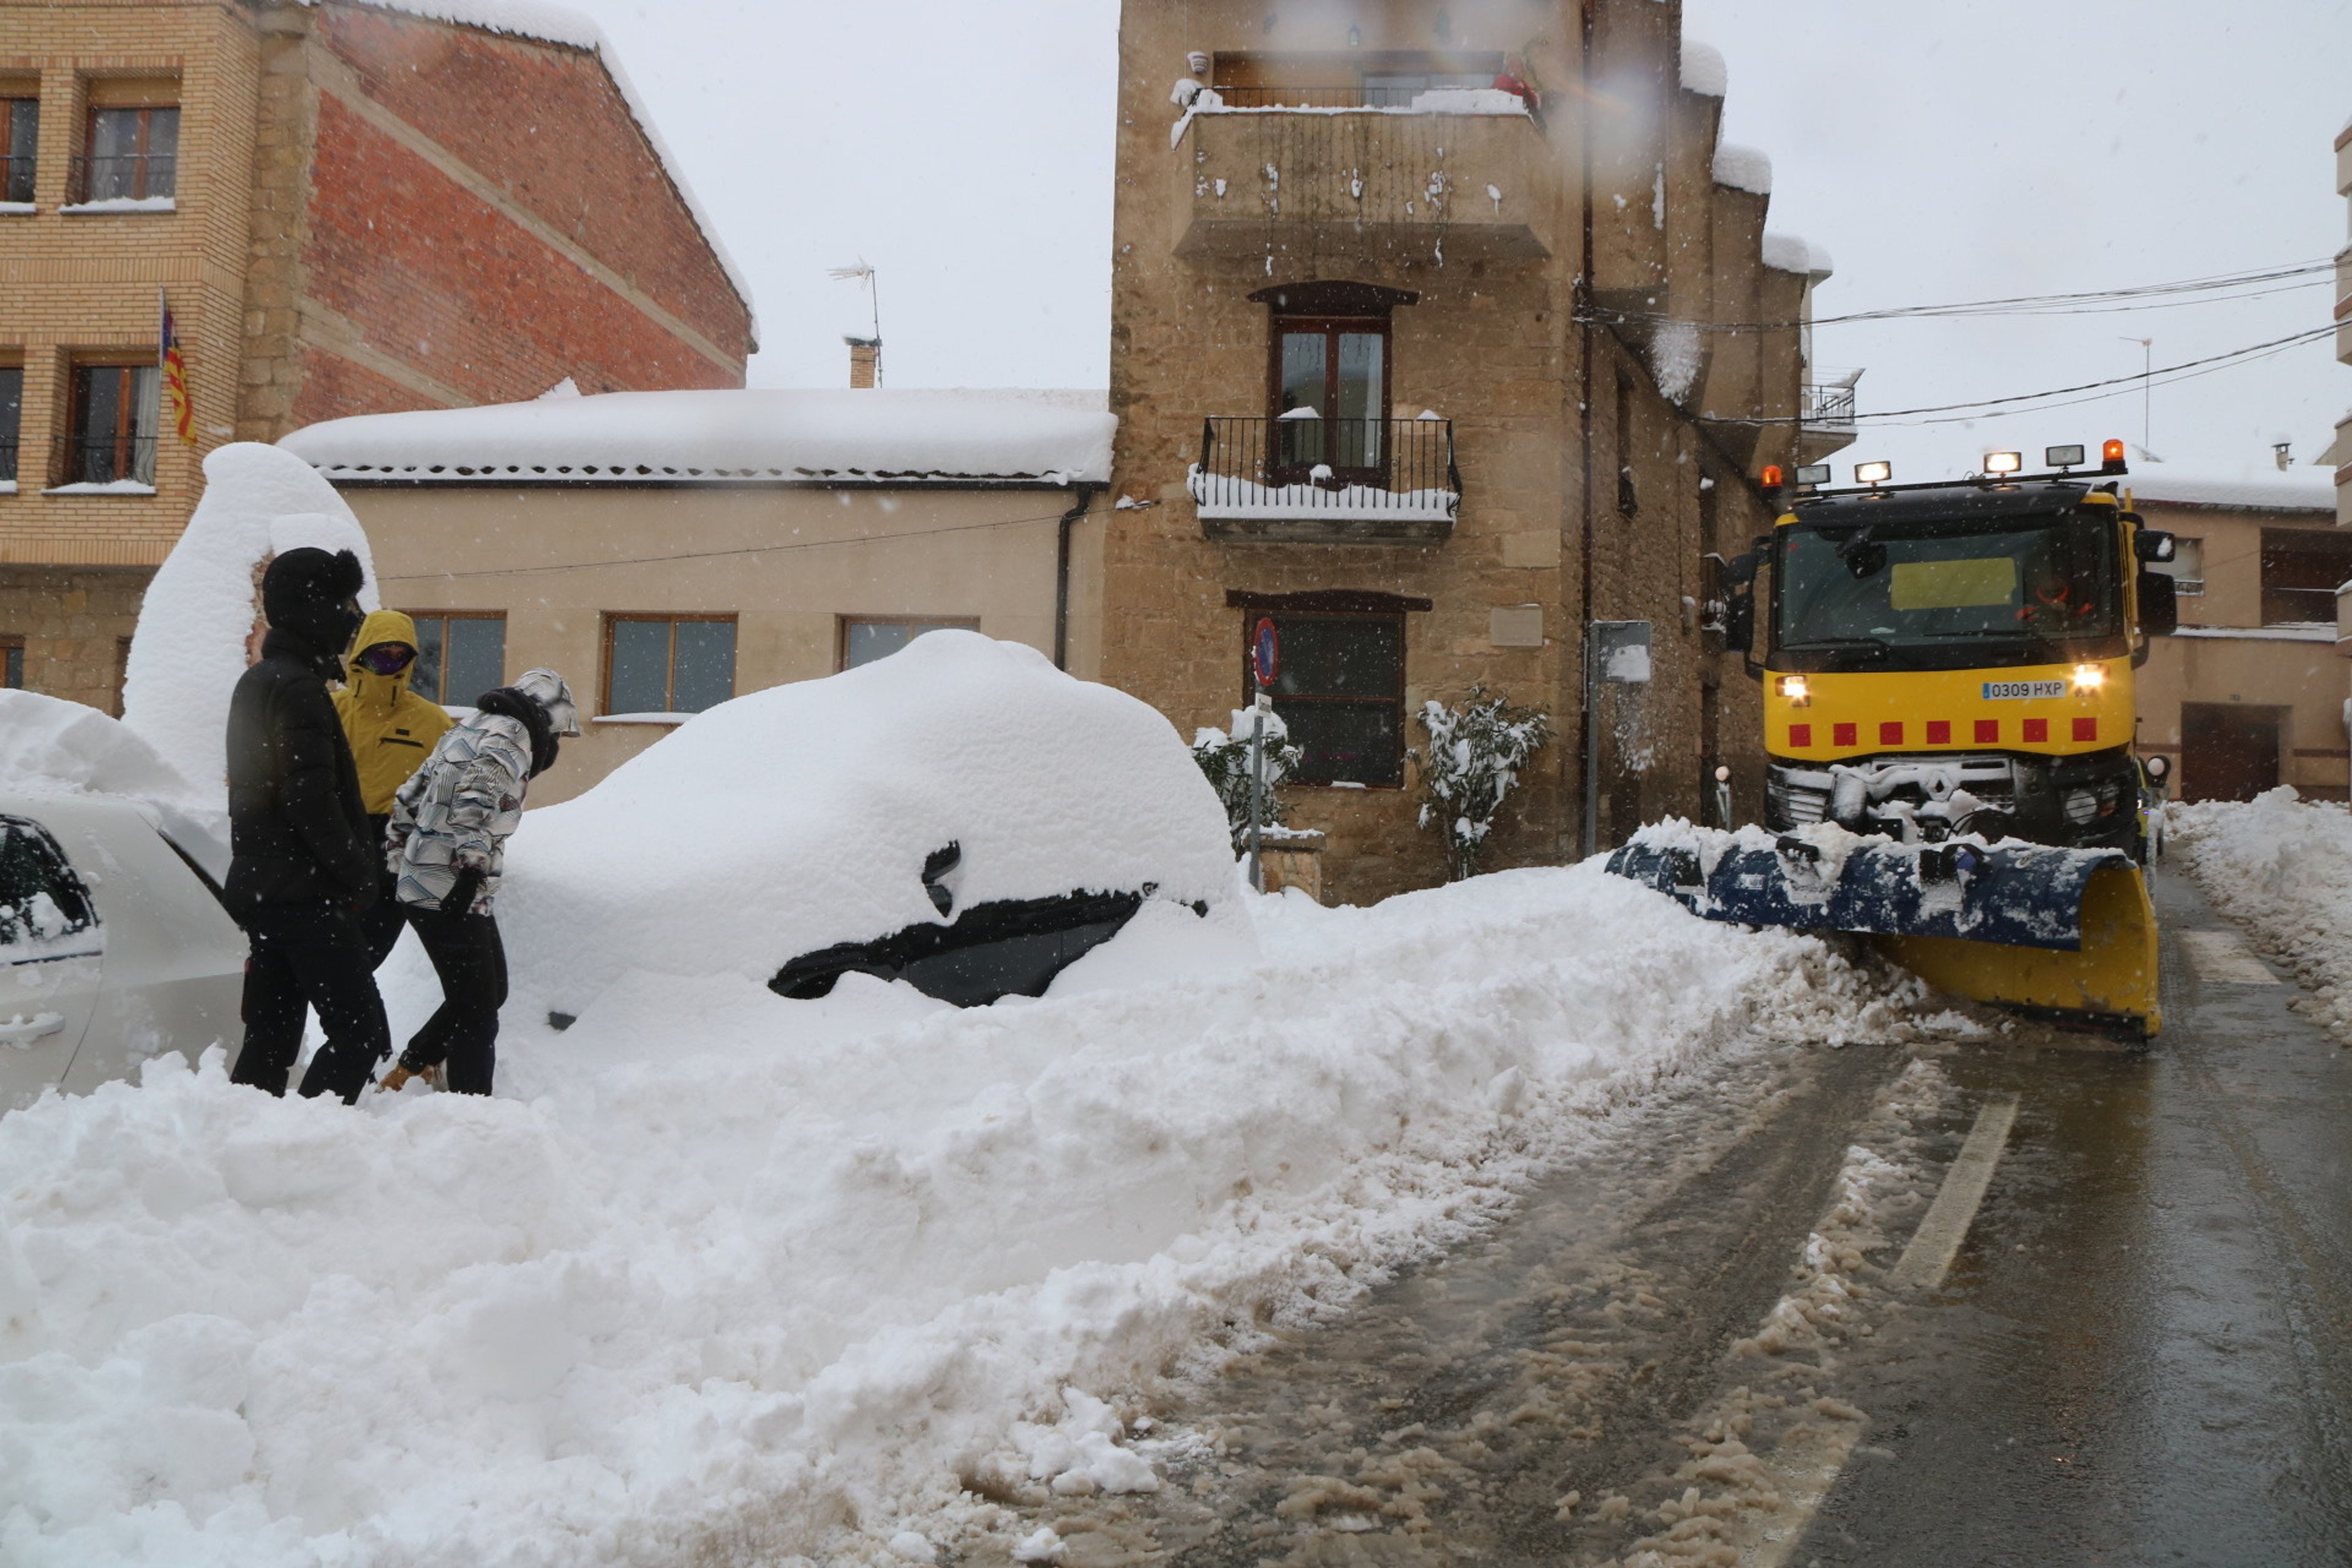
left=158, top=288, right=193, bottom=446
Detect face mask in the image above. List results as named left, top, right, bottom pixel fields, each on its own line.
left=357, top=644, right=416, bottom=677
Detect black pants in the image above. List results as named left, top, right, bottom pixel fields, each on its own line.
left=400, top=907, right=508, bottom=1095
left=360, top=815, right=407, bottom=970
left=231, top=903, right=393, bottom=1103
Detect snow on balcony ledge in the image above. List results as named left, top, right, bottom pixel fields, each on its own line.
left=45, top=480, right=157, bottom=496
left=58, top=197, right=176, bottom=214
left=0, top=202, right=34, bottom=215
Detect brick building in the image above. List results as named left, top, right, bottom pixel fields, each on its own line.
left=1091, top=0, right=1853, bottom=903
left=0, top=0, right=754, bottom=711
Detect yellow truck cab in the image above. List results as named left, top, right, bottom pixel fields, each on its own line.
left=1743, top=447, right=2178, bottom=859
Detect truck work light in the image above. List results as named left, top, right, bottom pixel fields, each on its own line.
left=1984, top=451, right=2023, bottom=475
left=1795, top=463, right=1831, bottom=486
left=1855, top=460, right=1892, bottom=486
left=2045, top=444, right=2086, bottom=469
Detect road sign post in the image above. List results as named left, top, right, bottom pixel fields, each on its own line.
left=1248, top=619, right=1280, bottom=893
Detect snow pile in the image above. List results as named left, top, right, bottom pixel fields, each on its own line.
left=1647, top=317, right=1703, bottom=404
left=1679, top=38, right=1727, bottom=98
left=0, top=845, right=1924, bottom=1563
left=0, top=691, right=227, bottom=877
left=118, top=444, right=379, bottom=805
left=1761, top=232, right=1832, bottom=279
left=1711, top=143, right=1772, bottom=196
left=281, top=389, right=1114, bottom=486
left=2169, top=789, right=2352, bottom=1041
left=499, top=631, right=1239, bottom=1020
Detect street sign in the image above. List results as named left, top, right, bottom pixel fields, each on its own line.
left=1252, top=617, right=1280, bottom=688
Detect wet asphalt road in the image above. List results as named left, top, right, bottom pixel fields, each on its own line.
left=977, top=865, right=2352, bottom=1568
left=1795, top=867, right=2352, bottom=1567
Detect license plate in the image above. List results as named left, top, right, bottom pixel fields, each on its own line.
left=1981, top=679, right=2066, bottom=700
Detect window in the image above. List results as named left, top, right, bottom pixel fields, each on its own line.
left=2258, top=528, right=2352, bottom=625
left=1, top=635, right=20, bottom=690
left=78, top=102, right=176, bottom=203
left=1248, top=611, right=1407, bottom=786
left=0, top=814, right=98, bottom=951
left=1, top=96, right=35, bottom=204
left=839, top=616, right=978, bottom=671
left=1271, top=316, right=1390, bottom=479
left=605, top=615, right=735, bottom=716
left=60, top=362, right=157, bottom=486
left=403, top=612, right=505, bottom=707
left=2151, top=536, right=2204, bottom=596
left=1210, top=51, right=1502, bottom=108
left=0, top=364, right=20, bottom=483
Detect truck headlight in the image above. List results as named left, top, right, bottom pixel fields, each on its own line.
left=2062, top=788, right=2099, bottom=825
left=1777, top=674, right=1811, bottom=706
left=2071, top=662, right=2106, bottom=692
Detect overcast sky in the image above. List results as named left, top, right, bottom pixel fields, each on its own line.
left=570, top=0, right=2346, bottom=483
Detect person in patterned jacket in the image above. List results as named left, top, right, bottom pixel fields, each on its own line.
left=377, top=667, right=578, bottom=1096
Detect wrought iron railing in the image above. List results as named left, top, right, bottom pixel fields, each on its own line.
left=1801, top=382, right=1856, bottom=429
left=1, top=153, right=31, bottom=204
left=68, top=152, right=176, bottom=204
left=51, top=433, right=157, bottom=487
left=1191, top=416, right=1460, bottom=519
left=1206, top=84, right=1507, bottom=110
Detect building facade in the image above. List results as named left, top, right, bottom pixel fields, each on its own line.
left=0, top=0, right=753, bottom=712
left=2332, top=113, right=2350, bottom=526
left=2133, top=469, right=2347, bottom=801
left=1090, top=0, right=1850, bottom=903
left=282, top=388, right=1113, bottom=806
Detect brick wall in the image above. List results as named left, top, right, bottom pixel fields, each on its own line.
left=0, top=565, right=145, bottom=711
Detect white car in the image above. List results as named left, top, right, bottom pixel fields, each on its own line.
left=1, top=792, right=246, bottom=1113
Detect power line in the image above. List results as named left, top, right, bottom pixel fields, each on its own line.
left=1848, top=324, right=2334, bottom=424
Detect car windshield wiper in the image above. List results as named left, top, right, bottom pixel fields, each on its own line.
left=1922, top=628, right=2025, bottom=639
left=1783, top=635, right=1891, bottom=652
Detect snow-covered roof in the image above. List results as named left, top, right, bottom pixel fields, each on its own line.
left=280, top=389, right=1117, bottom=486
left=2127, top=467, right=2337, bottom=512
left=326, top=0, right=755, bottom=334
left=1712, top=142, right=1772, bottom=196
left=1761, top=232, right=1833, bottom=280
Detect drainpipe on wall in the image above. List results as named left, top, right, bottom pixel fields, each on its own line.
left=1576, top=0, right=1600, bottom=861
left=1053, top=483, right=1104, bottom=672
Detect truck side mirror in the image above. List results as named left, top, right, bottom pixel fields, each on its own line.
left=2133, top=529, right=2177, bottom=564
left=2138, top=570, right=2178, bottom=636
left=1725, top=591, right=1755, bottom=656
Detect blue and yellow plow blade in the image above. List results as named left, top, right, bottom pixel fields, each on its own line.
left=1606, top=827, right=2160, bottom=1038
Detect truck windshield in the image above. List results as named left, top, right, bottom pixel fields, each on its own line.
left=1773, top=510, right=2119, bottom=668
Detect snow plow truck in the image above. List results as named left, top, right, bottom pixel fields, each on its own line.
left=1608, top=440, right=2179, bottom=1038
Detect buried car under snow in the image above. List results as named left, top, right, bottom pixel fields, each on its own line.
left=494, top=631, right=1246, bottom=1024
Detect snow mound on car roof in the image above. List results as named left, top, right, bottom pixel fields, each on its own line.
left=498, top=630, right=1242, bottom=1016
left=0, top=690, right=230, bottom=876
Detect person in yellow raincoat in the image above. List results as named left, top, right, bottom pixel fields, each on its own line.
left=333, top=609, right=455, bottom=968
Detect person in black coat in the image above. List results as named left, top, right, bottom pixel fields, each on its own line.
left=224, top=546, right=394, bottom=1103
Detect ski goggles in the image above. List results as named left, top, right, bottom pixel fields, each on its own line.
left=356, top=643, right=416, bottom=676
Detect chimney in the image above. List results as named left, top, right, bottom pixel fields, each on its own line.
left=845, top=335, right=881, bottom=390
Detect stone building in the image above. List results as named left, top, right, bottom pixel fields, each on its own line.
left=1089, top=0, right=1852, bottom=903
left=2131, top=467, right=2348, bottom=801
left=0, top=0, right=753, bottom=711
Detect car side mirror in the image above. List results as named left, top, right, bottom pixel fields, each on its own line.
left=2138, top=570, right=2178, bottom=636
left=2133, top=528, right=2176, bottom=563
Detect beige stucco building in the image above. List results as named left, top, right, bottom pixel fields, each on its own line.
left=1095, top=0, right=1852, bottom=905
left=0, top=0, right=751, bottom=712
left=2133, top=469, right=2346, bottom=801
left=281, top=388, right=1113, bottom=807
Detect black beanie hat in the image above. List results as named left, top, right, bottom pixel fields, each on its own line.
left=262, top=547, right=366, bottom=656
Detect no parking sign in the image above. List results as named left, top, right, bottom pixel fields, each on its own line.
left=1251, top=617, right=1280, bottom=689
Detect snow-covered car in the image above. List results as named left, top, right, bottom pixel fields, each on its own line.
left=1, top=791, right=247, bottom=1113
left=496, top=631, right=1246, bottom=1025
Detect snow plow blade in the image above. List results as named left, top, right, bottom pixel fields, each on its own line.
left=1606, top=827, right=2160, bottom=1038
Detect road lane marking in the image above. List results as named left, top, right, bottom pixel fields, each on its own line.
left=1889, top=1094, right=2021, bottom=1292
left=1743, top=1420, right=1864, bottom=1568
left=2178, top=928, right=2281, bottom=986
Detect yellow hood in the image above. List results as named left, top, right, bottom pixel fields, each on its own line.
left=334, top=609, right=455, bottom=815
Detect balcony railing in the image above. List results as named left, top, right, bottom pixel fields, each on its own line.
left=68, top=153, right=176, bottom=205
left=1189, top=416, right=1460, bottom=544
left=1205, top=84, right=1513, bottom=110
left=1801, top=382, right=1856, bottom=430
left=50, top=434, right=157, bottom=488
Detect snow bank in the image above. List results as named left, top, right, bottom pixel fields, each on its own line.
left=0, top=691, right=227, bottom=876
left=0, top=854, right=1919, bottom=1566
left=1712, top=142, right=1772, bottom=195
left=2169, top=789, right=2352, bottom=1041
left=498, top=631, right=1239, bottom=1020
left=118, top=445, right=379, bottom=804
left=280, top=389, right=1115, bottom=486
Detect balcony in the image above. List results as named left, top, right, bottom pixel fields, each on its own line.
left=1798, top=376, right=1859, bottom=464
left=1189, top=416, right=1460, bottom=545
left=1172, top=101, right=1554, bottom=265
left=48, top=434, right=156, bottom=492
